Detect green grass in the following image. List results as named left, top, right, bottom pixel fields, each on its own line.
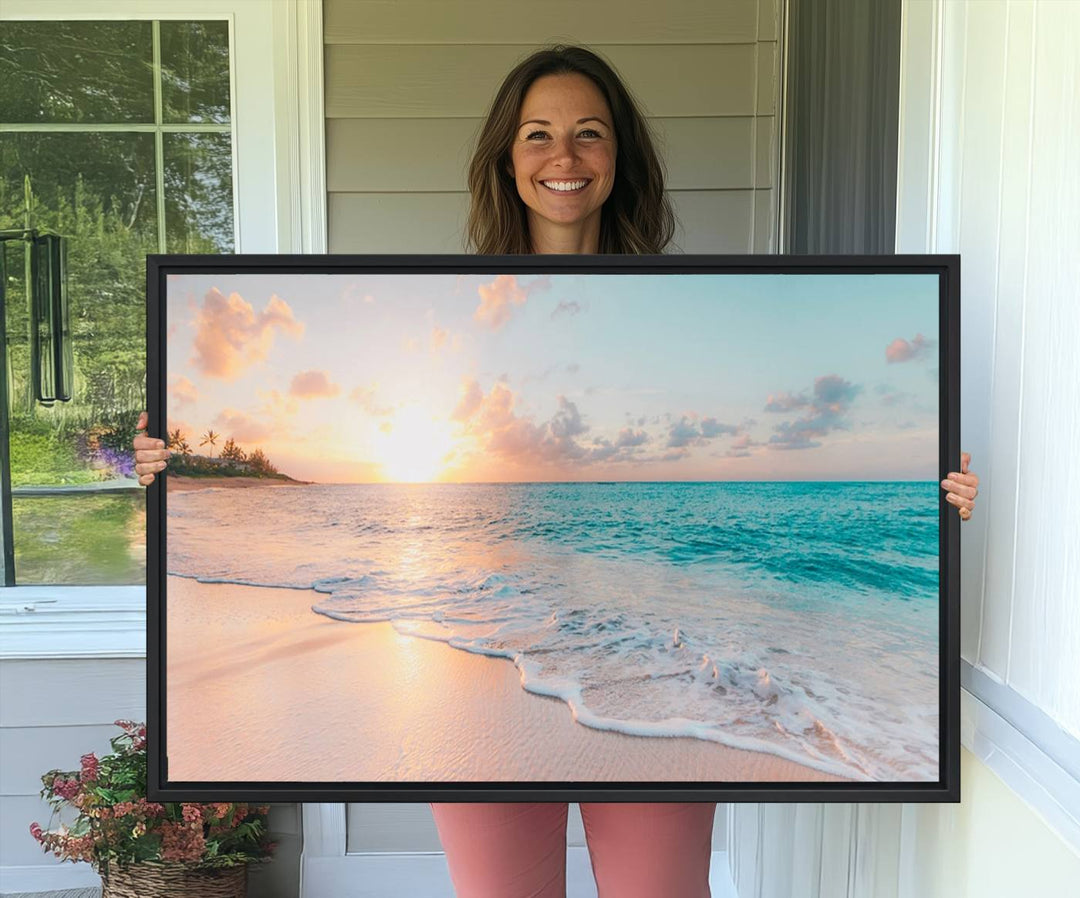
left=13, top=493, right=146, bottom=585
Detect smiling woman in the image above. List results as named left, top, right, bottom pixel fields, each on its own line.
left=374, top=403, right=456, bottom=483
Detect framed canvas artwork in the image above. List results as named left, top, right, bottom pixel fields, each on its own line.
left=147, top=254, right=960, bottom=803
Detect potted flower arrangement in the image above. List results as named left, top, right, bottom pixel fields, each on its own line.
left=30, top=720, right=275, bottom=897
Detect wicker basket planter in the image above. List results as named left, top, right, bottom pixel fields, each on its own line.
left=100, top=861, right=247, bottom=898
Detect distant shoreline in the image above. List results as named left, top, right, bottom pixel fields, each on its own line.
left=166, top=474, right=314, bottom=492
left=164, top=477, right=936, bottom=492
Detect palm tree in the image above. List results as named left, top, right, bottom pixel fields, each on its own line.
left=200, top=429, right=220, bottom=459
left=168, top=428, right=191, bottom=457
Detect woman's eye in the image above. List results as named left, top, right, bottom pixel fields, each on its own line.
left=523, top=129, right=602, bottom=140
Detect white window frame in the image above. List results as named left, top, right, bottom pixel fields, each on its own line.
left=0, top=0, right=326, bottom=660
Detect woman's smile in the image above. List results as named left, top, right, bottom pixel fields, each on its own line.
left=540, top=178, right=592, bottom=194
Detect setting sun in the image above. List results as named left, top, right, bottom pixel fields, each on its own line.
left=376, top=404, right=455, bottom=482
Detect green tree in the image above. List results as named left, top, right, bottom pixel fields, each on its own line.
left=246, top=448, right=277, bottom=475
left=220, top=437, right=245, bottom=463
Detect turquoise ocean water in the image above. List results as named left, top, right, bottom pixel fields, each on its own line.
left=168, top=481, right=940, bottom=782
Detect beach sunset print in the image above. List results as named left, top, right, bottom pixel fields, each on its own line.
left=164, top=271, right=941, bottom=786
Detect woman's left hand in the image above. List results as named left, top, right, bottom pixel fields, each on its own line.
left=941, top=452, right=979, bottom=521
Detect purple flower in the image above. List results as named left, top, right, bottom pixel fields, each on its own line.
left=95, top=446, right=136, bottom=479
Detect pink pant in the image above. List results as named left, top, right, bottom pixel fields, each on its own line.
left=430, top=802, right=716, bottom=898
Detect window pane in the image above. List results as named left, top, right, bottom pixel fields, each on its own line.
left=160, top=20, right=232, bottom=124
left=13, top=494, right=146, bottom=585
left=0, top=21, right=154, bottom=124
left=1, top=132, right=157, bottom=434
left=1, top=18, right=234, bottom=587
left=164, top=133, right=235, bottom=252
left=2, top=132, right=155, bottom=585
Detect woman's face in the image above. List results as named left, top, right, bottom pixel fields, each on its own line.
left=508, top=73, right=617, bottom=239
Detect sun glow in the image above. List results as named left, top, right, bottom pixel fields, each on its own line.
left=376, top=404, right=456, bottom=482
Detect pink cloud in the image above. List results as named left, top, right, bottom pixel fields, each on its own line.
left=474, top=275, right=528, bottom=330
left=768, top=374, right=861, bottom=450
left=191, top=288, right=304, bottom=380
left=166, top=418, right=195, bottom=444
left=430, top=326, right=449, bottom=353
left=615, top=427, right=648, bottom=448
left=666, top=413, right=737, bottom=447
left=256, top=388, right=299, bottom=419
left=451, top=378, right=485, bottom=422
left=168, top=375, right=198, bottom=407
left=725, top=431, right=761, bottom=458
left=886, top=333, right=936, bottom=363
left=764, top=391, right=809, bottom=412
left=350, top=384, right=393, bottom=417
left=213, top=408, right=273, bottom=444
left=290, top=369, right=340, bottom=399
left=450, top=380, right=654, bottom=476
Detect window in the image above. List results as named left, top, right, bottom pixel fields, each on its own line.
left=0, top=18, right=234, bottom=585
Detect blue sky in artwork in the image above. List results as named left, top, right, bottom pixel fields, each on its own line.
left=166, top=271, right=940, bottom=482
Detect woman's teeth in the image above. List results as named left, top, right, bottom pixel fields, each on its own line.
left=542, top=179, right=589, bottom=192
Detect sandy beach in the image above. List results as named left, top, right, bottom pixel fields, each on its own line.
left=165, top=574, right=853, bottom=784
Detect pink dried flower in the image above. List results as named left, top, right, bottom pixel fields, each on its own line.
left=138, top=799, right=166, bottom=818
left=52, top=778, right=80, bottom=801
left=32, top=721, right=275, bottom=871
left=160, top=821, right=206, bottom=863
left=80, top=753, right=99, bottom=782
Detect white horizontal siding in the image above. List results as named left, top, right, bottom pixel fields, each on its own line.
left=325, top=44, right=765, bottom=119
left=326, top=117, right=771, bottom=192
left=324, top=0, right=762, bottom=45
left=329, top=188, right=760, bottom=254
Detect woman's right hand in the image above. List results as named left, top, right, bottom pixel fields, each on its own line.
left=133, top=411, right=171, bottom=487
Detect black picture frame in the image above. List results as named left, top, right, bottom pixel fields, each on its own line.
left=147, top=253, right=960, bottom=804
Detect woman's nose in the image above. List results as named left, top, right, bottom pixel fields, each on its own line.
left=548, top=134, right=580, bottom=165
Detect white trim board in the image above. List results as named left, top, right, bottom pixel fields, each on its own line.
left=961, top=686, right=1080, bottom=855
left=0, top=587, right=145, bottom=660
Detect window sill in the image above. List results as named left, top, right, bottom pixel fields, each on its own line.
left=0, top=585, right=145, bottom=659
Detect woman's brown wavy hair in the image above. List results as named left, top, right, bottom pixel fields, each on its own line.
left=465, top=45, right=677, bottom=255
